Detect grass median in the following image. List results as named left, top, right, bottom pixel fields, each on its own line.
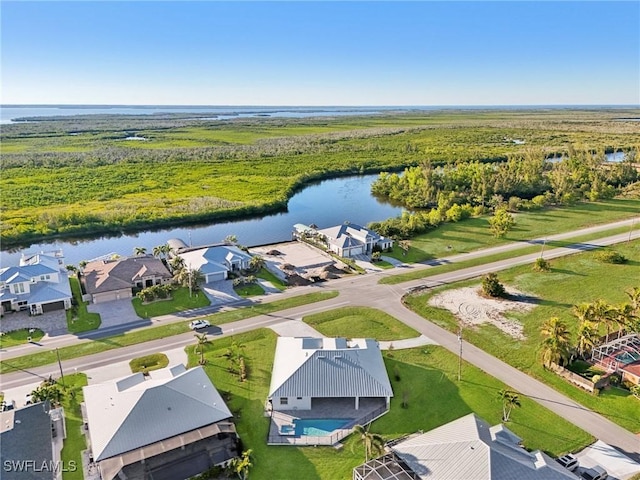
left=0, top=290, right=338, bottom=375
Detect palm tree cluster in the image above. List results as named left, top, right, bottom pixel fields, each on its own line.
left=540, top=287, right=640, bottom=368
left=353, top=424, right=385, bottom=462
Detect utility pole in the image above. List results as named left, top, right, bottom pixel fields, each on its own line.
left=56, top=348, right=65, bottom=387
left=540, top=237, right=547, bottom=258
left=457, top=327, right=463, bottom=382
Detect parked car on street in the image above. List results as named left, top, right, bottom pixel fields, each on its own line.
left=581, top=465, right=608, bottom=480
left=556, top=454, right=579, bottom=472
left=189, top=320, right=211, bottom=330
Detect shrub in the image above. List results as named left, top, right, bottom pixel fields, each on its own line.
left=533, top=257, right=551, bottom=272
left=595, top=250, right=628, bottom=264
left=481, top=273, right=506, bottom=298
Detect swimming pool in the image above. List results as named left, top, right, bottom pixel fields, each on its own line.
left=294, top=418, right=351, bottom=436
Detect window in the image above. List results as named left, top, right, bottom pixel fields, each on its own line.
left=296, top=397, right=303, bottom=400
left=13, top=283, right=25, bottom=294
left=280, top=397, right=288, bottom=405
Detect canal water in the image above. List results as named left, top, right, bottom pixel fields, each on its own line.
left=1, top=174, right=405, bottom=266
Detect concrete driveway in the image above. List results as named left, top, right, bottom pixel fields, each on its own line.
left=201, top=280, right=241, bottom=306
left=87, top=299, right=140, bottom=328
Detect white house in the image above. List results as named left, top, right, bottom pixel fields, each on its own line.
left=353, top=413, right=579, bottom=480
left=177, top=245, right=253, bottom=283
left=83, top=365, right=238, bottom=480
left=0, top=250, right=72, bottom=315
left=268, top=337, right=393, bottom=412
left=308, top=223, right=393, bottom=258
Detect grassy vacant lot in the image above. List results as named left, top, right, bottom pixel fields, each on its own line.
left=381, top=223, right=633, bottom=285
left=60, top=373, right=88, bottom=480
left=0, top=328, right=44, bottom=348
left=66, top=277, right=101, bottom=333
left=129, top=353, right=169, bottom=374
left=404, top=240, right=640, bottom=432
left=384, top=198, right=640, bottom=265
left=256, top=268, right=287, bottom=291
left=3, top=109, right=637, bottom=246
left=0, top=291, right=338, bottom=374
left=303, top=307, right=419, bottom=341
left=187, top=329, right=592, bottom=480
left=131, top=286, right=210, bottom=318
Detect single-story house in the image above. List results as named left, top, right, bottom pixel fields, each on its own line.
left=268, top=337, right=393, bottom=412
left=0, top=401, right=59, bottom=480
left=0, top=250, right=72, bottom=315
left=590, top=334, right=640, bottom=385
left=82, top=255, right=172, bottom=303
left=177, top=245, right=253, bottom=283
left=353, top=413, right=579, bottom=480
left=83, top=364, right=239, bottom=480
left=297, top=223, right=393, bottom=258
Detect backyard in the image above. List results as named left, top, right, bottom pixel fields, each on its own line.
left=403, top=240, right=640, bottom=432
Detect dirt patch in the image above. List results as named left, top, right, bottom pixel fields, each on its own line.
left=429, top=286, right=536, bottom=339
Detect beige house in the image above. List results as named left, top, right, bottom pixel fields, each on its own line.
left=82, top=255, right=172, bottom=303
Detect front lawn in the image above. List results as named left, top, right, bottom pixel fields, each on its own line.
left=234, top=283, right=265, bottom=298
left=256, top=268, right=288, bottom=291
left=303, top=307, right=419, bottom=341
left=404, top=240, right=640, bottom=432
left=0, top=328, right=45, bottom=348
left=66, top=277, right=101, bottom=333
left=186, top=329, right=592, bottom=480
left=131, top=286, right=210, bottom=318
left=60, top=373, right=88, bottom=480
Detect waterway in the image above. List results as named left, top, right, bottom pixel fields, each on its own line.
left=0, top=174, right=405, bottom=266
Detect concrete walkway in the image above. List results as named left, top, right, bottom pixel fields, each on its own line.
left=379, top=335, right=437, bottom=350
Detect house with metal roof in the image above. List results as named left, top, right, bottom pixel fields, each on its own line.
left=269, top=337, right=393, bottom=411
left=0, top=250, right=72, bottom=315
left=0, top=401, right=57, bottom=480
left=176, top=245, right=252, bottom=283
left=82, top=255, right=172, bottom=303
left=353, top=413, right=579, bottom=480
left=83, top=364, right=239, bottom=480
left=313, top=223, right=393, bottom=258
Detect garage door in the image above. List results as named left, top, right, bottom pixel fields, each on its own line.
left=42, top=301, right=65, bottom=312
left=206, top=271, right=226, bottom=283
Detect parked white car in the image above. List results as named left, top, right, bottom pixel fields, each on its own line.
left=556, top=454, right=579, bottom=472
left=189, top=320, right=211, bottom=330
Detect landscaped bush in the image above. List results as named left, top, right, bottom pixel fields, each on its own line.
left=533, top=257, right=551, bottom=272
left=595, top=250, right=628, bottom=264
left=481, top=273, right=506, bottom=298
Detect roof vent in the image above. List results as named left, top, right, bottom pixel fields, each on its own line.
left=317, top=355, right=326, bottom=359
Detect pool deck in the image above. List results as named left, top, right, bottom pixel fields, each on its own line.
left=267, top=397, right=388, bottom=446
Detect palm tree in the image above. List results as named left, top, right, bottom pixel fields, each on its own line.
left=625, top=287, right=640, bottom=313
left=249, top=255, right=265, bottom=272
left=152, top=245, right=164, bottom=259
left=576, top=321, right=598, bottom=359
left=227, top=449, right=252, bottom=480
left=169, top=255, right=185, bottom=273
left=194, top=333, right=209, bottom=365
left=224, top=234, right=238, bottom=245
left=353, top=424, right=385, bottom=462
left=614, top=303, right=638, bottom=334
left=540, top=317, right=571, bottom=367
left=572, top=303, right=595, bottom=324
left=498, top=389, right=521, bottom=422
left=134, top=246, right=147, bottom=256
left=591, top=299, right=617, bottom=342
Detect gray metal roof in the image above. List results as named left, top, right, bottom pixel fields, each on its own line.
left=83, top=365, right=233, bottom=462
left=391, top=413, right=579, bottom=480
left=269, top=337, right=393, bottom=399
left=0, top=402, right=54, bottom=480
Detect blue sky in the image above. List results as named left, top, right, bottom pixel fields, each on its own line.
left=2, top=1, right=638, bottom=106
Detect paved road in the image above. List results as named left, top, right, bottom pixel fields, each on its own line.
left=2, top=224, right=639, bottom=457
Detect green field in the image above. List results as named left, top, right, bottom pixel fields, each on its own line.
left=303, top=306, right=419, bottom=341
left=403, top=240, right=640, bottom=432
left=0, top=328, right=44, bottom=348
left=187, top=329, right=592, bottom=480
left=60, top=373, right=88, bottom=480
left=67, top=277, right=101, bottom=333
left=2, top=109, right=637, bottom=246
